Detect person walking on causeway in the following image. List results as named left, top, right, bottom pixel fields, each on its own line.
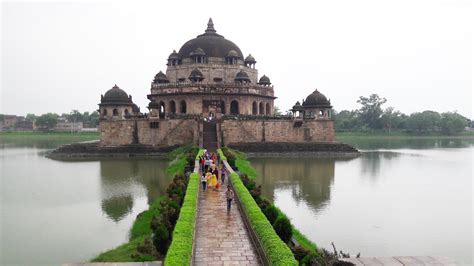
left=225, top=185, right=234, bottom=212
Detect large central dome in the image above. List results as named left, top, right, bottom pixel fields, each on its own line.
left=178, top=18, right=243, bottom=59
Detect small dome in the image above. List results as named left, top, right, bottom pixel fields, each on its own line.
left=148, top=101, right=160, bottom=108
left=227, top=50, right=239, bottom=57
left=190, top=47, right=206, bottom=56
left=153, top=71, right=169, bottom=84
left=235, top=70, right=250, bottom=82
left=168, top=50, right=179, bottom=60
left=244, top=54, right=256, bottom=64
left=132, top=104, right=140, bottom=113
left=258, top=75, right=271, bottom=85
left=101, top=84, right=133, bottom=105
left=292, top=101, right=304, bottom=110
left=303, top=89, right=331, bottom=107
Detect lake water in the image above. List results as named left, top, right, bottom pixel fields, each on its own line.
left=0, top=137, right=472, bottom=265
left=250, top=138, right=473, bottom=265
left=0, top=139, right=171, bottom=266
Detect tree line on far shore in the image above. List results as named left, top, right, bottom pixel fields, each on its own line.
left=333, top=94, right=471, bottom=135
left=0, top=110, right=99, bottom=130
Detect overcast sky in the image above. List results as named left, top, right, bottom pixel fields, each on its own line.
left=1, top=0, right=472, bottom=118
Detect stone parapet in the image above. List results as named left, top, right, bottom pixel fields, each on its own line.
left=150, top=83, right=274, bottom=98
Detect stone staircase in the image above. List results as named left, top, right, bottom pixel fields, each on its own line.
left=202, top=120, right=218, bottom=152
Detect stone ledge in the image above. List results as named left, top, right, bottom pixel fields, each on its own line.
left=47, top=141, right=178, bottom=160
left=227, top=142, right=359, bottom=154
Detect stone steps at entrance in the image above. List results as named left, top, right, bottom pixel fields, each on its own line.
left=202, top=121, right=218, bottom=152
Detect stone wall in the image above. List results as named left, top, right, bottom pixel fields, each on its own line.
left=220, top=119, right=335, bottom=146
left=99, top=120, right=135, bottom=146
left=136, top=119, right=199, bottom=146
left=100, top=117, right=334, bottom=148
left=99, top=118, right=199, bottom=147
left=166, top=61, right=258, bottom=83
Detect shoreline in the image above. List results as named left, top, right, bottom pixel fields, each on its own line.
left=47, top=141, right=361, bottom=159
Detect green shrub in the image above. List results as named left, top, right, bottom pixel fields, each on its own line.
left=217, top=148, right=227, bottom=161
left=129, top=196, right=165, bottom=240
left=164, top=170, right=200, bottom=266
left=250, top=185, right=262, bottom=200
left=152, top=221, right=170, bottom=254
left=229, top=172, right=297, bottom=265
left=274, top=216, right=293, bottom=244
left=133, top=238, right=160, bottom=260
left=263, top=205, right=279, bottom=225
left=291, top=245, right=311, bottom=262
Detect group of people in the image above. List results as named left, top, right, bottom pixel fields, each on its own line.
left=199, top=149, right=234, bottom=211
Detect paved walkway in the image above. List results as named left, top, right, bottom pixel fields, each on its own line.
left=341, top=256, right=459, bottom=265
left=193, top=182, right=261, bottom=265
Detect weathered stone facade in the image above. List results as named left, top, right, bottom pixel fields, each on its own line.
left=98, top=19, right=336, bottom=149
left=220, top=119, right=335, bottom=145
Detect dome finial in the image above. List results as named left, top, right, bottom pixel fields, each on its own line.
left=206, top=18, right=216, bottom=33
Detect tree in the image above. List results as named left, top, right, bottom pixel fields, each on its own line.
left=357, top=94, right=387, bottom=130
left=406, top=111, right=441, bottom=133
left=274, top=106, right=282, bottom=115
left=25, top=113, right=37, bottom=122
left=35, top=113, right=59, bottom=131
left=440, top=112, right=468, bottom=135
left=380, top=107, right=405, bottom=132
left=69, top=109, right=83, bottom=122
left=83, top=111, right=99, bottom=127
left=334, top=110, right=361, bottom=132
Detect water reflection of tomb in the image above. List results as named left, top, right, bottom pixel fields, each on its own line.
left=250, top=157, right=354, bottom=212
left=99, top=159, right=170, bottom=222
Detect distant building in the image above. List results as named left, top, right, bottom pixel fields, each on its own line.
left=54, top=121, right=83, bottom=132
left=81, top=127, right=98, bottom=132
left=0, top=115, right=30, bottom=131
left=15, top=120, right=34, bottom=131
left=2, top=115, right=19, bottom=130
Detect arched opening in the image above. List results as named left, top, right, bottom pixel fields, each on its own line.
left=159, top=101, right=165, bottom=118
left=319, top=110, right=324, bottom=117
left=266, top=103, right=271, bottom=115
left=102, top=109, right=107, bottom=117
left=170, top=101, right=176, bottom=114
left=220, top=101, right=226, bottom=114
left=180, top=100, right=187, bottom=114
left=259, top=102, right=264, bottom=115
left=230, top=100, right=239, bottom=115
left=252, top=102, right=258, bottom=115
left=124, top=109, right=129, bottom=116
left=113, top=109, right=119, bottom=116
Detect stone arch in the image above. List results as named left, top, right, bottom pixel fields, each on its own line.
left=259, top=102, right=264, bottom=115
left=159, top=101, right=165, bottom=118
left=180, top=100, right=187, bottom=114
left=252, top=101, right=258, bottom=115
left=230, top=100, right=239, bottom=115
left=170, top=100, right=176, bottom=114
left=124, top=109, right=130, bottom=116
left=266, top=103, right=271, bottom=115
left=102, top=109, right=107, bottom=117
left=113, top=108, right=119, bottom=116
